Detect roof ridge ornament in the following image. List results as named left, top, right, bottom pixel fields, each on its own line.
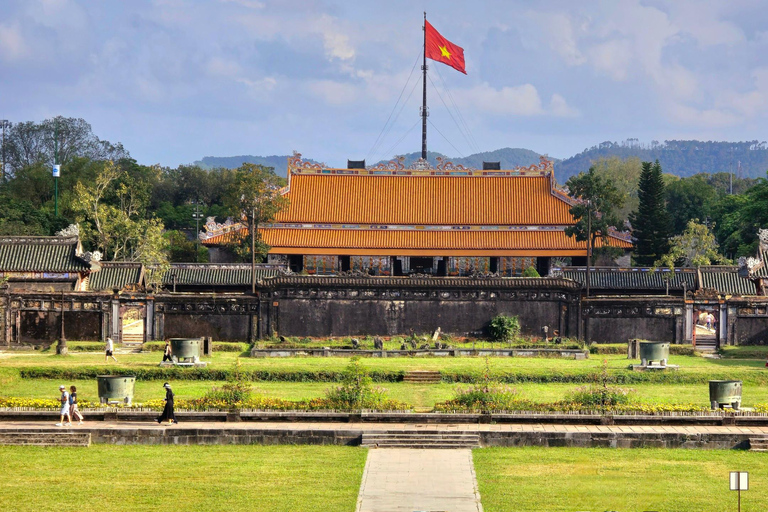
left=288, top=151, right=326, bottom=173
left=434, top=157, right=470, bottom=172
left=368, top=156, right=406, bottom=171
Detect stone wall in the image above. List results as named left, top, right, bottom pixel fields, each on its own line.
left=727, top=298, right=768, bottom=345
left=2, top=281, right=768, bottom=345
left=154, top=294, right=259, bottom=342
left=583, top=297, right=685, bottom=343
left=259, top=276, right=580, bottom=338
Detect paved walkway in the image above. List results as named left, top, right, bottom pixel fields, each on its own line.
left=356, top=448, right=483, bottom=512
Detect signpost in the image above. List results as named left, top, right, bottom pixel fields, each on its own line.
left=730, top=471, right=748, bottom=512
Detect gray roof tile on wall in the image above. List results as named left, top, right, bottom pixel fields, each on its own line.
left=0, top=236, right=88, bottom=273
left=561, top=267, right=697, bottom=290
left=700, top=267, right=756, bottom=295
left=88, top=262, right=143, bottom=291
left=162, top=264, right=284, bottom=286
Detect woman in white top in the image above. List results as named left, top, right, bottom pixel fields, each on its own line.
left=105, top=337, right=118, bottom=363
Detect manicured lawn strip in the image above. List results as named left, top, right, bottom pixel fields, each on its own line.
left=0, top=445, right=366, bottom=512
left=11, top=352, right=768, bottom=385
left=474, top=447, right=768, bottom=512
left=6, top=375, right=768, bottom=410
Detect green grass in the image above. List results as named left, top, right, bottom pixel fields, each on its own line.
left=6, top=374, right=768, bottom=410
left=474, top=447, right=768, bottom=512
left=0, top=445, right=366, bottom=512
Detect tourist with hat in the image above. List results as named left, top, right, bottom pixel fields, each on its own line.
left=155, top=382, right=177, bottom=425
left=56, top=385, right=71, bottom=427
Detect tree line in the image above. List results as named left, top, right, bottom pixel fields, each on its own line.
left=565, top=155, right=767, bottom=267
left=0, top=117, right=286, bottom=274
left=2, top=116, right=767, bottom=271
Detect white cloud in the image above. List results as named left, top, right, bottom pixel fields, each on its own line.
left=237, top=76, right=277, bottom=92
left=206, top=57, right=242, bottom=78
left=549, top=93, right=580, bottom=117
left=587, top=39, right=632, bottom=81
left=220, top=0, right=264, bottom=9
left=0, top=23, right=28, bottom=62
left=311, top=15, right=355, bottom=62
left=308, top=80, right=358, bottom=105
left=456, top=83, right=578, bottom=118
left=527, top=11, right=586, bottom=66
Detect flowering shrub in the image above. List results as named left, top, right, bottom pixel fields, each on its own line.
left=322, top=357, right=407, bottom=410
left=565, top=385, right=636, bottom=408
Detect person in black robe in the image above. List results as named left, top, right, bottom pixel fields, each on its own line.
left=155, top=382, right=177, bottom=425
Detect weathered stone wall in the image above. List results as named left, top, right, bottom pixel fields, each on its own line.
left=583, top=297, right=685, bottom=343
left=727, top=299, right=768, bottom=345
left=260, top=276, right=580, bottom=338
left=154, top=294, right=258, bottom=342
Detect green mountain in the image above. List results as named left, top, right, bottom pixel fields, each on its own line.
left=193, top=140, right=768, bottom=181
left=193, top=155, right=300, bottom=177
left=555, top=140, right=768, bottom=181
left=193, top=148, right=550, bottom=177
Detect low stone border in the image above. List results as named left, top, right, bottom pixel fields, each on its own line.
left=250, top=347, right=588, bottom=359
left=2, top=409, right=767, bottom=426
left=0, top=425, right=758, bottom=450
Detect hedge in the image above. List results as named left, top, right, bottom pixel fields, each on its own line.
left=19, top=366, right=405, bottom=383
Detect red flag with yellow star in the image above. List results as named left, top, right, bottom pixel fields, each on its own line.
left=425, top=20, right=466, bottom=74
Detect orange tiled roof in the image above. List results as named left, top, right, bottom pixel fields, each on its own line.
left=274, top=174, right=574, bottom=225
left=200, top=160, right=635, bottom=255
left=204, top=227, right=632, bottom=256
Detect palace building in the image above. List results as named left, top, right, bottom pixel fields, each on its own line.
left=200, top=153, right=633, bottom=276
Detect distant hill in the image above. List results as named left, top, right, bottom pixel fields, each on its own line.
left=193, top=155, right=299, bottom=177
left=194, top=148, right=550, bottom=177
left=555, top=140, right=768, bottom=181
left=372, top=147, right=553, bottom=170
left=193, top=140, right=768, bottom=181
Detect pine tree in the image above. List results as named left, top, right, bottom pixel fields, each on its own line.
left=630, top=160, right=672, bottom=266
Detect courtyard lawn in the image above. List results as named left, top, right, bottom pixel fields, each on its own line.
left=5, top=370, right=768, bottom=410
left=474, top=447, right=768, bottom=512
left=4, top=349, right=768, bottom=410
left=0, top=445, right=366, bottom=512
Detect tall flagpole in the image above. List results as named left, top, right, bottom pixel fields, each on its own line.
left=421, top=12, right=428, bottom=160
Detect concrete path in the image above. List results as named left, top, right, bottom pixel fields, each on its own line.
left=356, top=448, right=482, bottom=512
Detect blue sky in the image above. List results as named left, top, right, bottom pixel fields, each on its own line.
left=1, top=0, right=767, bottom=168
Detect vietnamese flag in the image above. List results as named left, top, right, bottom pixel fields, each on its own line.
left=425, top=20, right=466, bottom=74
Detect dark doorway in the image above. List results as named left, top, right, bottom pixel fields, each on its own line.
left=288, top=255, right=303, bottom=273
left=410, top=257, right=433, bottom=274
left=437, top=258, right=447, bottom=276
left=393, top=259, right=403, bottom=276
left=340, top=256, right=351, bottom=271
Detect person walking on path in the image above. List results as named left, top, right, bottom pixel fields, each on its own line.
left=69, top=385, right=84, bottom=425
left=56, top=385, right=71, bottom=427
left=105, top=337, right=118, bottom=363
left=155, top=382, right=177, bottom=425
left=162, top=340, right=173, bottom=363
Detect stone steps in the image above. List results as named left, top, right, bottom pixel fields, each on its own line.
left=695, top=337, right=718, bottom=352
left=122, top=334, right=145, bottom=344
left=0, top=431, right=91, bottom=447
left=362, top=431, right=480, bottom=449
left=402, top=370, right=442, bottom=384
left=749, top=437, right=768, bottom=452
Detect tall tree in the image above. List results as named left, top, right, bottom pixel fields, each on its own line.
left=224, top=163, right=289, bottom=292
left=70, top=160, right=168, bottom=284
left=565, top=166, right=626, bottom=257
left=1, top=117, right=128, bottom=178
left=591, top=156, right=642, bottom=222
left=656, top=220, right=730, bottom=268
left=665, top=174, right=717, bottom=234
left=630, top=160, right=672, bottom=266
